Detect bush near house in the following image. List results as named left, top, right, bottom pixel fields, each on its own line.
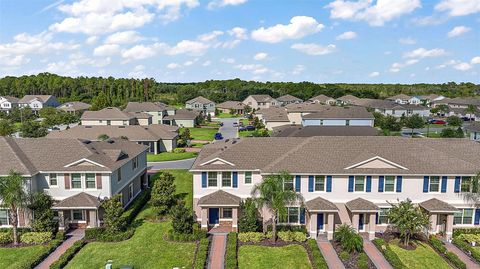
left=0, top=231, right=12, bottom=245
left=238, top=232, right=265, bottom=243
left=277, top=231, right=307, bottom=242
left=20, top=232, right=52, bottom=245
left=225, top=232, right=238, bottom=269
left=306, top=239, right=328, bottom=269
left=452, top=237, right=480, bottom=263
left=429, top=236, right=466, bottom=269
left=49, top=240, right=87, bottom=269
left=194, top=238, right=210, bottom=269
left=453, top=228, right=480, bottom=238
left=372, top=238, right=406, bottom=269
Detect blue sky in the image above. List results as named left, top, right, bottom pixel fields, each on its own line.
left=0, top=0, right=479, bottom=83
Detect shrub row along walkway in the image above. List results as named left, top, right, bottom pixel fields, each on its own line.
left=443, top=241, right=480, bottom=269
left=363, top=239, right=393, bottom=269
left=35, top=229, right=85, bottom=269
left=316, top=236, right=345, bottom=269
left=208, top=234, right=227, bottom=269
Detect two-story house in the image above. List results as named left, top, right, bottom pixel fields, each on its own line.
left=308, top=94, right=336, bottom=105
left=0, top=137, right=148, bottom=229
left=18, top=95, right=60, bottom=111
left=190, top=137, right=480, bottom=241
left=124, top=102, right=173, bottom=125
left=302, top=106, right=375, bottom=127
left=0, top=96, right=19, bottom=113
left=185, top=96, right=216, bottom=116
left=386, top=94, right=421, bottom=105
left=243, top=95, right=278, bottom=110
left=466, top=123, right=480, bottom=142
left=81, top=107, right=151, bottom=126
left=277, top=94, right=303, bottom=106
left=57, top=101, right=91, bottom=114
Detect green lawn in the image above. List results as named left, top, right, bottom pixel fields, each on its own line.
left=146, top=152, right=197, bottom=162
left=238, top=245, right=311, bottom=269
left=0, top=244, right=51, bottom=269
left=389, top=240, right=451, bottom=269
left=239, top=130, right=255, bottom=137
left=216, top=113, right=240, bottom=118
left=240, top=119, right=250, bottom=126
left=188, top=127, right=218, bottom=141
left=162, top=169, right=193, bottom=209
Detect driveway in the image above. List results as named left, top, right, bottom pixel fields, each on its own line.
left=148, top=158, right=196, bottom=171
left=216, top=118, right=240, bottom=139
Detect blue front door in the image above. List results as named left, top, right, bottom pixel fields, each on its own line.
left=209, top=208, right=219, bottom=225
left=359, top=214, right=364, bottom=231
left=317, top=213, right=324, bottom=230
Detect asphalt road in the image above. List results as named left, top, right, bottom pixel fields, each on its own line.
left=216, top=117, right=240, bottom=139
left=148, top=157, right=196, bottom=171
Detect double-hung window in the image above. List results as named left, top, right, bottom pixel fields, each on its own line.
left=315, top=176, right=325, bottom=191
left=279, top=207, right=299, bottom=224
left=0, top=209, right=9, bottom=225
left=208, top=172, right=217, bottom=187
left=49, top=173, right=58, bottom=186
left=284, top=177, right=294, bottom=191
left=72, top=210, right=84, bottom=221
left=429, top=176, right=440, bottom=192
left=221, top=208, right=233, bottom=219
left=461, top=177, right=472, bottom=192
left=244, top=172, right=252, bottom=184
left=378, top=208, right=390, bottom=224
left=86, top=173, right=96, bottom=189
left=384, top=176, right=395, bottom=192
left=71, top=173, right=82, bottom=189
left=354, top=176, right=365, bottom=192
left=132, top=156, right=138, bottom=170
left=454, top=209, right=474, bottom=225
left=222, top=172, right=232, bottom=187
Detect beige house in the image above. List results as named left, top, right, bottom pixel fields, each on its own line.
left=216, top=101, right=246, bottom=115
left=81, top=107, right=151, bottom=126
left=0, top=137, right=148, bottom=229
left=243, top=95, right=278, bottom=110
left=186, top=96, right=216, bottom=116
left=308, top=94, right=336, bottom=105
left=191, top=137, right=480, bottom=240
left=276, top=94, right=303, bottom=106
left=255, top=107, right=290, bottom=130
left=57, top=101, right=91, bottom=114
left=163, top=109, right=200, bottom=128
left=124, top=102, right=174, bottom=125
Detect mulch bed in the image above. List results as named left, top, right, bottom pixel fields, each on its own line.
left=332, top=241, right=376, bottom=269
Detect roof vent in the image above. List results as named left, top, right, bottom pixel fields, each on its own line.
left=119, top=126, right=125, bottom=128
left=85, top=126, right=92, bottom=128
left=225, top=139, right=230, bottom=143
left=232, top=141, right=237, bottom=144
left=83, top=140, right=91, bottom=144
left=107, top=139, right=115, bottom=144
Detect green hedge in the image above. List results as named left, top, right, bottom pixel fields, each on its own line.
left=372, top=238, right=407, bottom=269
left=429, top=236, right=466, bottom=269
left=225, top=232, right=238, bottom=269
left=20, top=232, right=52, bottom=245
left=453, top=228, right=480, bottom=238
left=84, top=227, right=135, bottom=242
left=49, top=240, right=87, bottom=269
left=429, top=236, right=447, bottom=253
left=452, top=237, right=480, bottom=263
left=357, top=252, right=369, bottom=269
left=122, top=189, right=151, bottom=225
left=267, top=224, right=307, bottom=233
left=194, top=238, right=209, bottom=269
left=307, top=239, right=328, bottom=269
left=238, top=232, right=265, bottom=243
left=0, top=231, right=12, bottom=245
left=166, top=228, right=207, bottom=242
left=277, top=231, right=307, bottom=242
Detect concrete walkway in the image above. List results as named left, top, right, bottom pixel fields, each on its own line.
left=317, top=237, right=345, bottom=269
left=208, top=234, right=227, bottom=269
left=444, top=241, right=480, bottom=269
left=35, top=229, right=85, bottom=269
left=363, top=239, right=393, bottom=269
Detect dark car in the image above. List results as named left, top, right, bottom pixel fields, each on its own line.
left=246, top=125, right=255, bottom=131
left=214, top=133, right=223, bottom=140
left=219, top=122, right=224, bottom=127
left=239, top=126, right=247, bottom=132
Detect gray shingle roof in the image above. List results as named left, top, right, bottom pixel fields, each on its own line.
left=217, top=101, right=246, bottom=110
left=124, top=102, right=165, bottom=112
left=248, top=95, right=275, bottom=102
left=58, top=101, right=91, bottom=112
left=277, top=94, right=302, bottom=102
left=256, top=107, right=289, bottom=122
left=308, top=94, right=334, bottom=103
left=198, top=190, right=241, bottom=206
left=272, top=126, right=379, bottom=137
left=346, top=198, right=379, bottom=212
left=53, top=192, right=101, bottom=209
left=18, top=95, right=53, bottom=103
left=302, top=106, right=374, bottom=119
left=306, top=197, right=338, bottom=212
left=419, top=198, right=458, bottom=213
left=337, top=95, right=361, bottom=103
left=163, top=109, right=199, bottom=120
left=386, top=94, right=412, bottom=101
left=285, top=102, right=327, bottom=113
left=186, top=96, right=214, bottom=105
left=81, top=107, right=134, bottom=120
left=466, top=123, right=480, bottom=132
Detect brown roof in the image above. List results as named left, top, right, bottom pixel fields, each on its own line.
left=308, top=94, right=334, bottom=103
left=1, top=96, right=19, bottom=103
left=256, top=107, right=289, bottom=122
left=81, top=107, right=134, bottom=120
left=191, top=136, right=480, bottom=175
left=217, top=101, right=246, bottom=110
left=124, top=102, right=165, bottom=112
left=197, top=190, right=241, bottom=206
left=277, top=94, right=302, bottom=102
left=447, top=98, right=480, bottom=107
left=346, top=198, right=379, bottom=212
left=337, top=95, right=361, bottom=103
left=386, top=94, right=412, bottom=101
left=163, top=109, right=200, bottom=120
left=128, top=111, right=152, bottom=119
left=53, top=192, right=101, bottom=209
left=58, top=101, right=91, bottom=112
left=302, top=106, right=374, bottom=119
left=306, top=197, right=338, bottom=212
left=466, top=122, right=480, bottom=132
left=47, top=125, right=178, bottom=141
left=247, top=95, right=276, bottom=102
left=186, top=96, right=214, bottom=105
left=18, top=95, right=54, bottom=103
left=285, top=102, right=327, bottom=113
left=419, top=198, right=458, bottom=213
left=272, top=126, right=379, bottom=137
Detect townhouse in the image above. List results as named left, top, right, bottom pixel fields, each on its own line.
left=336, top=95, right=361, bottom=105
left=386, top=94, right=421, bottom=105
left=0, top=137, right=148, bottom=229
left=18, top=95, right=60, bottom=111
left=308, top=94, right=336, bottom=105
left=0, top=96, right=19, bottom=113
left=185, top=96, right=216, bottom=116
left=47, top=124, right=179, bottom=154
left=216, top=101, right=247, bottom=115
left=276, top=94, right=303, bottom=106
left=81, top=107, right=152, bottom=126
left=190, top=136, right=480, bottom=241
left=255, top=107, right=290, bottom=130
left=243, top=95, right=279, bottom=110
left=301, top=106, right=374, bottom=127
left=124, top=102, right=174, bottom=125
left=57, top=101, right=91, bottom=114
left=358, top=99, right=431, bottom=118
left=271, top=125, right=379, bottom=137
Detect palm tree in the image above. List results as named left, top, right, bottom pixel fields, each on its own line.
left=461, top=172, right=480, bottom=206
left=251, top=171, right=303, bottom=243
left=0, top=170, right=29, bottom=245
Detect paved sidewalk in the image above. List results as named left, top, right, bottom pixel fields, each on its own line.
left=317, top=237, right=345, bottom=269
left=35, top=229, right=85, bottom=269
left=444, top=241, right=480, bottom=269
left=363, top=239, right=393, bottom=269
left=208, top=234, right=227, bottom=269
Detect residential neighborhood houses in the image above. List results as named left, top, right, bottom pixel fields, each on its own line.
left=18, top=95, right=60, bottom=111
left=185, top=96, right=216, bottom=116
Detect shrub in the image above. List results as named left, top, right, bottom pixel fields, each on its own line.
left=453, top=237, right=480, bottom=263
left=334, top=224, right=363, bottom=253
left=84, top=227, right=105, bottom=240
left=238, top=198, right=261, bottom=232
left=225, top=232, right=238, bottom=269
left=267, top=224, right=307, bottom=233
left=122, top=189, right=151, bottom=225
left=339, top=251, right=350, bottom=261
left=98, top=229, right=135, bottom=242
left=277, top=231, right=307, bottom=242
left=307, top=239, right=328, bottom=269
left=151, top=171, right=177, bottom=216
left=20, top=232, right=52, bottom=244
left=102, top=194, right=126, bottom=233
left=0, top=232, right=12, bottom=245
left=194, top=238, right=210, bottom=269
left=456, top=234, right=480, bottom=244
left=166, top=227, right=206, bottom=242
left=357, top=252, right=369, bottom=269
left=372, top=238, right=406, bottom=269
left=453, top=228, right=480, bottom=238
left=445, top=251, right=466, bottom=269
left=50, top=240, right=87, bottom=269
left=173, top=148, right=186, bottom=153
left=55, top=230, right=65, bottom=240
left=429, top=236, right=447, bottom=253
left=171, top=201, right=195, bottom=234
left=28, top=192, right=58, bottom=234
left=238, top=232, right=265, bottom=243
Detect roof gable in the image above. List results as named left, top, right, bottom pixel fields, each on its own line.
left=345, top=156, right=408, bottom=170
left=64, top=158, right=106, bottom=168
left=200, top=157, right=235, bottom=166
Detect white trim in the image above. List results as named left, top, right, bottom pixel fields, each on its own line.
left=344, top=156, right=409, bottom=170
left=64, top=158, right=106, bottom=168
left=200, top=157, right=235, bottom=167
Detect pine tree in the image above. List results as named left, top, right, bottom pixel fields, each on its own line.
left=151, top=172, right=177, bottom=216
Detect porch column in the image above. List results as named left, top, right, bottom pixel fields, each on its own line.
left=154, top=141, right=158, bottom=154
left=368, top=213, right=376, bottom=240
left=429, top=214, right=438, bottom=234
left=446, top=214, right=454, bottom=240
left=201, top=208, right=208, bottom=229
left=232, top=208, right=238, bottom=231
left=88, top=210, right=97, bottom=227
left=310, top=213, right=318, bottom=238
left=352, top=214, right=359, bottom=232
left=327, top=213, right=334, bottom=240
left=58, top=211, right=65, bottom=229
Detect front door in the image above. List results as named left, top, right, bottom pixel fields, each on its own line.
left=359, top=214, right=364, bottom=231
left=209, top=208, right=219, bottom=225
left=317, top=213, right=324, bottom=231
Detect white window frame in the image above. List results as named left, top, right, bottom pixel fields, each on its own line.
left=244, top=172, right=252, bottom=184
left=222, top=172, right=232, bottom=188
left=128, top=183, right=134, bottom=201
left=220, top=208, right=233, bottom=220
left=461, top=176, right=472, bottom=193
left=71, top=209, right=85, bottom=222
left=428, top=176, right=441, bottom=193
left=49, top=173, right=58, bottom=187
left=378, top=208, right=390, bottom=225
left=85, top=173, right=96, bottom=189
left=0, top=209, right=10, bottom=226
left=208, top=172, right=218, bottom=187
left=383, top=176, right=396, bottom=192
left=278, top=207, right=300, bottom=225
left=454, top=208, right=474, bottom=225
left=283, top=177, right=294, bottom=191
left=71, top=173, right=82, bottom=189
left=354, top=176, right=366, bottom=192
left=314, top=176, right=325, bottom=192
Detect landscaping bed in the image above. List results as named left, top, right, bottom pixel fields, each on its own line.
left=388, top=239, right=451, bottom=269
left=332, top=240, right=375, bottom=269
left=452, top=230, right=480, bottom=264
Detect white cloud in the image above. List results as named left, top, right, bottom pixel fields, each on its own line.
left=326, top=0, right=421, bottom=26
left=228, top=27, right=248, bottom=39
left=202, top=60, right=212, bottom=66
left=454, top=62, right=472, bottom=71
left=93, top=44, right=120, bottom=56
left=85, top=36, right=98, bottom=45
left=336, top=31, right=357, bottom=40
left=0, top=55, right=31, bottom=67
left=128, top=64, right=146, bottom=78
left=435, top=59, right=458, bottom=69
left=251, top=16, right=324, bottom=43
left=167, top=40, right=209, bottom=56
left=292, top=64, right=305, bottom=75
left=398, top=37, right=416, bottom=45
left=121, top=43, right=163, bottom=60
left=447, top=26, right=471, bottom=38
left=198, top=30, right=224, bottom=42
left=235, top=64, right=268, bottom=74
left=208, top=0, right=247, bottom=9
left=435, top=0, right=480, bottom=16
left=471, top=56, right=480, bottom=65
left=105, top=31, right=143, bottom=44
left=369, top=71, right=380, bottom=77
left=253, top=52, right=268, bottom=60
left=167, top=63, right=182, bottom=69
left=221, top=58, right=235, bottom=64
left=291, top=43, right=336, bottom=55
left=389, top=59, right=418, bottom=72
left=404, top=48, right=446, bottom=58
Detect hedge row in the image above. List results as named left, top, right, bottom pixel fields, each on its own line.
left=49, top=240, right=87, bottom=269
left=307, top=239, right=328, bottom=269
left=429, top=236, right=466, bottom=269
left=225, top=232, right=238, bottom=269
left=122, top=188, right=151, bottom=225
left=372, top=238, right=407, bottom=269
left=452, top=237, right=480, bottom=263
left=453, top=228, right=480, bottom=238
left=267, top=224, right=307, bottom=233
left=20, top=232, right=52, bottom=245
left=194, top=238, right=210, bottom=269
left=84, top=227, right=135, bottom=242
left=166, top=227, right=207, bottom=242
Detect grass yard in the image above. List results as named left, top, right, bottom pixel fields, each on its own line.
left=238, top=245, right=311, bottom=269
left=389, top=240, right=451, bottom=269
left=216, top=113, right=240, bottom=118
left=240, top=118, right=250, bottom=126
left=146, top=152, right=197, bottom=162
left=239, top=130, right=255, bottom=137
left=162, top=169, right=193, bottom=209
left=188, top=127, right=218, bottom=141
left=0, top=244, right=51, bottom=269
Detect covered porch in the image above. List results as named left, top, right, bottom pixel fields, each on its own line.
left=419, top=198, right=457, bottom=240
left=306, top=197, right=338, bottom=240
left=198, top=190, right=240, bottom=233
left=53, top=192, right=102, bottom=230
left=346, top=198, right=379, bottom=240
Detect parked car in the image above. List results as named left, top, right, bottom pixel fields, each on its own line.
left=431, top=120, right=446, bottom=125
left=233, top=122, right=238, bottom=127
left=239, top=126, right=247, bottom=132
left=214, top=133, right=223, bottom=140
left=219, top=122, right=224, bottom=127
left=246, top=125, right=255, bottom=131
